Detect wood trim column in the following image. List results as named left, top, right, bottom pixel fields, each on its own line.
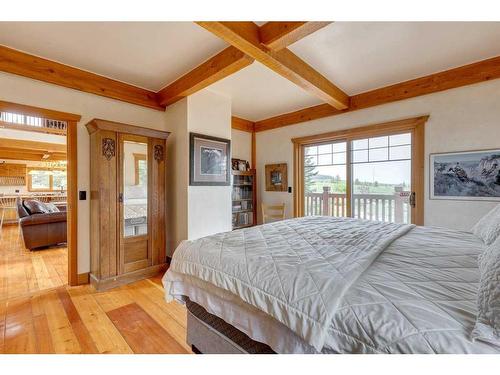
left=67, top=120, right=79, bottom=286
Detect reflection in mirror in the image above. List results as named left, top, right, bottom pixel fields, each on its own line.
left=123, top=141, right=148, bottom=237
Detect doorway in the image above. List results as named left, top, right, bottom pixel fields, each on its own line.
left=293, top=116, right=428, bottom=225
left=0, top=100, right=80, bottom=301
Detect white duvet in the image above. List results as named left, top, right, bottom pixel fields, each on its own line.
left=164, top=216, right=500, bottom=353
left=164, top=216, right=413, bottom=351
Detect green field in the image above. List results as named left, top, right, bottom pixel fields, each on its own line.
left=306, top=175, right=406, bottom=195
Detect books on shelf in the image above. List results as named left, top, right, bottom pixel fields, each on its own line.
left=232, top=211, right=254, bottom=228
left=232, top=170, right=256, bottom=230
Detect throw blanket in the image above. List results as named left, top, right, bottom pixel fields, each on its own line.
left=164, top=216, right=414, bottom=351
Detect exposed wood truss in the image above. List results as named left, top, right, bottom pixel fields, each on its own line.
left=231, top=116, right=255, bottom=132
left=196, top=22, right=349, bottom=110
left=0, top=45, right=162, bottom=110
left=0, top=138, right=65, bottom=153
left=255, top=55, right=500, bottom=132
left=259, top=22, right=332, bottom=51
left=157, top=47, right=254, bottom=106
left=1, top=23, right=499, bottom=131
left=0, top=139, right=66, bottom=161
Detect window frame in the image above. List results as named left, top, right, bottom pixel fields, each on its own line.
left=292, top=116, right=428, bottom=225
left=27, top=167, right=67, bottom=192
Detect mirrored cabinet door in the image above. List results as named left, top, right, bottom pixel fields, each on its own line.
left=119, top=134, right=152, bottom=274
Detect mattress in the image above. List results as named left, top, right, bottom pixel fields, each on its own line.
left=163, top=217, right=500, bottom=353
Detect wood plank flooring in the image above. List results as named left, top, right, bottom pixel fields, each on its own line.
left=0, top=226, right=191, bottom=354
left=0, top=225, right=67, bottom=301
left=0, top=279, right=191, bottom=354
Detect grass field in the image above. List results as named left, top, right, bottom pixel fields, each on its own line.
left=307, top=176, right=406, bottom=195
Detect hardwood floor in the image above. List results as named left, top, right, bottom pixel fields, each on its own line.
left=0, top=225, right=191, bottom=354
left=0, top=225, right=68, bottom=301
left=0, top=277, right=191, bottom=354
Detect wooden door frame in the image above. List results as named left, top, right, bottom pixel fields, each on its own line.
left=292, top=115, right=429, bottom=225
left=0, top=100, right=81, bottom=285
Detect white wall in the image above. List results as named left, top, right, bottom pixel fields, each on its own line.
left=164, top=89, right=232, bottom=255
left=231, top=129, right=252, bottom=163
left=257, top=79, right=500, bottom=231
left=187, top=90, right=232, bottom=240
left=0, top=72, right=166, bottom=273
left=164, top=98, right=189, bottom=255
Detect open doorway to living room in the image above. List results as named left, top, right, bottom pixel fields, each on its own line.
left=0, top=102, right=79, bottom=300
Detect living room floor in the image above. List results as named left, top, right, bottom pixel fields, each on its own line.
left=0, top=225, right=67, bottom=301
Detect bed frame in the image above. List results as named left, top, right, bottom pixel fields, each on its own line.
left=185, top=299, right=274, bottom=354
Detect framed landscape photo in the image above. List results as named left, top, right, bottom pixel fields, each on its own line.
left=430, top=149, right=500, bottom=201
left=190, top=133, right=231, bottom=186
left=265, top=163, right=288, bottom=192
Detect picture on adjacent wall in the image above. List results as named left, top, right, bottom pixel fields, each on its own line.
left=190, top=133, right=231, bottom=186
left=231, top=158, right=249, bottom=171
left=430, top=149, right=500, bottom=201
left=265, top=163, right=288, bottom=192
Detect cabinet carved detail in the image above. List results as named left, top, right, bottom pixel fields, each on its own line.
left=102, top=138, right=116, bottom=160
left=154, top=144, right=164, bottom=161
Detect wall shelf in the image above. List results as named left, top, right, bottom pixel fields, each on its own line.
left=232, top=169, right=256, bottom=230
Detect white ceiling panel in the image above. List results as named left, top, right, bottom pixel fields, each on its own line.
left=208, top=62, right=323, bottom=121
left=0, top=22, right=227, bottom=91
left=290, top=22, right=500, bottom=95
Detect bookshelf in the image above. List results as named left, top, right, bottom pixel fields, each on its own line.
left=232, top=169, right=256, bottom=230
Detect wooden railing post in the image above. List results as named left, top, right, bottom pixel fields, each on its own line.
left=394, top=187, right=404, bottom=223
left=322, top=186, right=331, bottom=216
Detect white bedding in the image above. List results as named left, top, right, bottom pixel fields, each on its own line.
left=163, top=217, right=500, bottom=353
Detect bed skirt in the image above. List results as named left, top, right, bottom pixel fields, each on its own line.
left=186, top=299, right=275, bottom=354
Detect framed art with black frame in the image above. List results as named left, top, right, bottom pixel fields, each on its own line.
left=190, top=132, right=231, bottom=186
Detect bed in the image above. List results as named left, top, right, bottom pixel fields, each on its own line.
left=163, top=215, right=500, bottom=354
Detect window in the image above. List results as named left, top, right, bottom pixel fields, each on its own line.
left=293, top=116, right=427, bottom=225
left=28, top=168, right=67, bottom=192
left=134, top=153, right=147, bottom=185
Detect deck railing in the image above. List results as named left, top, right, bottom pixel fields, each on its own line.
left=304, top=186, right=411, bottom=224
left=0, top=111, right=67, bottom=135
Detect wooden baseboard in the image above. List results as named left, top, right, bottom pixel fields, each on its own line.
left=90, top=264, right=168, bottom=291
left=77, top=272, right=90, bottom=285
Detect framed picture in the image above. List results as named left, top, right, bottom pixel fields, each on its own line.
left=265, top=163, right=288, bottom=192
left=190, top=133, right=231, bottom=186
left=430, top=148, right=500, bottom=201
left=231, top=158, right=249, bottom=171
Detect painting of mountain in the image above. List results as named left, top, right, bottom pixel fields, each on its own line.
left=430, top=149, right=500, bottom=201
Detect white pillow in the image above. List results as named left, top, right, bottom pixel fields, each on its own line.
left=471, top=235, right=500, bottom=346
left=472, top=205, right=500, bottom=245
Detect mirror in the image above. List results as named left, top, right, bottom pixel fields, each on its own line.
left=123, top=140, right=148, bottom=237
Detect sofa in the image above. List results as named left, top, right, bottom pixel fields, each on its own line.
left=16, top=198, right=67, bottom=250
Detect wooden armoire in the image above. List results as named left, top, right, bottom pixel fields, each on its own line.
left=86, top=119, right=169, bottom=290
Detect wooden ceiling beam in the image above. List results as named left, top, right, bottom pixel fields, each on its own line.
left=254, top=55, right=500, bottom=132
left=196, top=22, right=349, bottom=110
left=231, top=116, right=255, bottom=132
left=157, top=46, right=254, bottom=107
left=259, top=22, right=332, bottom=51
left=0, top=138, right=66, bottom=153
left=0, top=45, right=163, bottom=111
left=0, top=149, right=66, bottom=162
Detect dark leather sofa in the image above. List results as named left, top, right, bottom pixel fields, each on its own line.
left=16, top=198, right=67, bottom=250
